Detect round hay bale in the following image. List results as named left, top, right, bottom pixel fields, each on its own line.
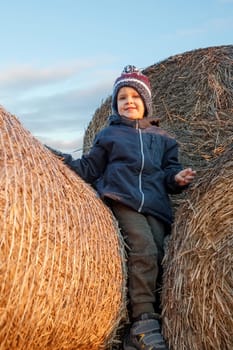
left=0, top=106, right=126, bottom=350
left=145, top=45, right=233, bottom=170
left=161, top=146, right=233, bottom=350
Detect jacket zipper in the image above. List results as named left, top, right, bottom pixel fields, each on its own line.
left=136, top=121, right=145, bottom=212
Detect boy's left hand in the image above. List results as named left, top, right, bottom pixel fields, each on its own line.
left=175, top=168, right=196, bottom=186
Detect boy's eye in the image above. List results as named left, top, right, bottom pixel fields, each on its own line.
left=118, top=94, right=139, bottom=100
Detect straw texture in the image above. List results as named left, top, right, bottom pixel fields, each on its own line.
left=162, top=146, right=233, bottom=350
left=0, top=107, right=126, bottom=350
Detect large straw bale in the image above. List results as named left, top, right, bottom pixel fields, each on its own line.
left=0, top=106, right=126, bottom=350
left=161, top=146, right=233, bottom=349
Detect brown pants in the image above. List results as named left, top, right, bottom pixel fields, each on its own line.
left=110, top=201, right=167, bottom=319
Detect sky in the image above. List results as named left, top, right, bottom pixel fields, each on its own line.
left=0, top=0, right=232, bottom=156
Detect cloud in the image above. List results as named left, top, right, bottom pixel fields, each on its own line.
left=14, top=77, right=112, bottom=128
left=0, top=60, right=94, bottom=92
left=0, top=60, right=116, bottom=152
left=174, top=28, right=205, bottom=38
left=160, top=15, right=233, bottom=53
left=0, top=57, right=117, bottom=95
left=208, top=17, right=233, bottom=30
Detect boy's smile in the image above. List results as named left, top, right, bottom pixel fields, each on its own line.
left=117, top=86, right=145, bottom=120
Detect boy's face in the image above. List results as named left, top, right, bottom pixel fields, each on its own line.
left=117, top=86, right=145, bottom=120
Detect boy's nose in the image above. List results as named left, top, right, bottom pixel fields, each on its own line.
left=126, top=97, right=133, bottom=103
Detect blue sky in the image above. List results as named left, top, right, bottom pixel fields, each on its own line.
left=0, top=0, right=232, bottom=155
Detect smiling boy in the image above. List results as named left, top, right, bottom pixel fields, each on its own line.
left=46, top=65, right=196, bottom=350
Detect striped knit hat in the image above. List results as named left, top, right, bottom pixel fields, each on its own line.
left=111, top=65, right=152, bottom=117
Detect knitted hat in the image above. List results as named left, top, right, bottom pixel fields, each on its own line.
left=111, top=65, right=152, bottom=117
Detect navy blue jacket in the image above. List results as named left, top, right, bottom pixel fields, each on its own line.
left=62, top=114, right=185, bottom=224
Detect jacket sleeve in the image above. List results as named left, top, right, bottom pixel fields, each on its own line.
left=45, top=136, right=108, bottom=184
left=65, top=136, right=108, bottom=183
left=162, top=138, right=188, bottom=194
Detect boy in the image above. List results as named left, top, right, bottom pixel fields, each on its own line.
left=47, top=65, right=196, bottom=350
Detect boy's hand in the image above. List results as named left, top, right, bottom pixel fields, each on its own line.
left=44, top=144, right=64, bottom=158
left=175, top=168, right=196, bottom=186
